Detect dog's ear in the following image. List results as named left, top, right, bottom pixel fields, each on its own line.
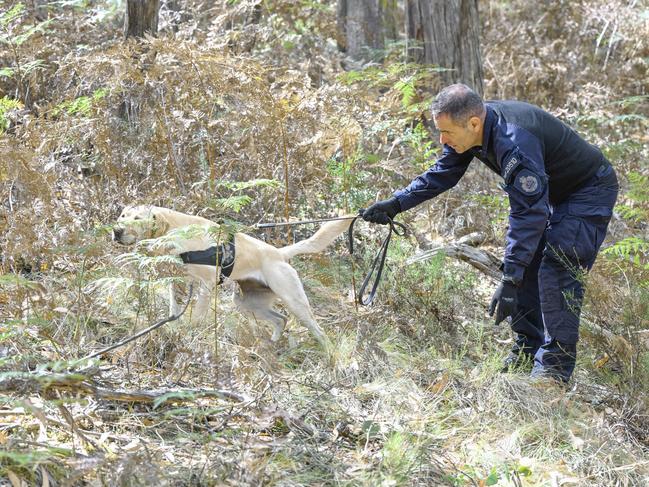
left=151, top=211, right=170, bottom=236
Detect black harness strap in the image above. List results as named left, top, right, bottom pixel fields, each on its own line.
left=348, top=216, right=406, bottom=306
left=179, top=240, right=235, bottom=283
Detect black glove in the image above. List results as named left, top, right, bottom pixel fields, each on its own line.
left=360, top=197, right=401, bottom=225
left=488, top=278, right=519, bottom=326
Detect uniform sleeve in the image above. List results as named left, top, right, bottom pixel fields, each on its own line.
left=503, top=160, right=550, bottom=283
left=393, top=146, right=473, bottom=212
left=497, top=126, right=550, bottom=283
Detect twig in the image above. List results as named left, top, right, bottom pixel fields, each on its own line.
left=0, top=373, right=249, bottom=404
left=8, top=179, right=15, bottom=212
left=76, top=284, right=194, bottom=363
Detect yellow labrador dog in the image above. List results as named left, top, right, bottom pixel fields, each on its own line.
left=112, top=205, right=352, bottom=348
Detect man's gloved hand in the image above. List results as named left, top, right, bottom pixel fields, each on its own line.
left=360, top=197, right=401, bottom=225
left=489, top=278, right=519, bottom=326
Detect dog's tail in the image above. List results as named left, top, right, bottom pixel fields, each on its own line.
left=278, top=217, right=354, bottom=260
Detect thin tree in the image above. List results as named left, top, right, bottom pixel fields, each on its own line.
left=406, top=0, right=484, bottom=94
left=336, top=0, right=385, bottom=63
left=124, top=0, right=160, bottom=39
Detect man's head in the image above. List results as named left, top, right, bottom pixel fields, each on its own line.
left=431, top=84, right=485, bottom=154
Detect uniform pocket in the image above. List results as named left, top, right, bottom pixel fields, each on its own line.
left=568, top=203, right=612, bottom=219
left=546, top=214, right=578, bottom=262
left=568, top=204, right=612, bottom=265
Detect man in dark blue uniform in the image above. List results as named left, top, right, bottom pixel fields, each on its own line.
left=362, top=84, right=618, bottom=383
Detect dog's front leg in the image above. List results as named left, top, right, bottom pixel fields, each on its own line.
left=190, top=282, right=213, bottom=323
left=168, top=282, right=182, bottom=317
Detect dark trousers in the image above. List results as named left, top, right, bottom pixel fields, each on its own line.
left=510, top=164, right=619, bottom=381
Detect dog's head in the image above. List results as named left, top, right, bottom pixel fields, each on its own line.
left=112, top=205, right=170, bottom=245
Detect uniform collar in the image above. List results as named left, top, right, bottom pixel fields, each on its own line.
left=476, top=104, right=496, bottom=159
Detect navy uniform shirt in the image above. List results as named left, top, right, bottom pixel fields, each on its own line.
left=393, top=100, right=609, bottom=283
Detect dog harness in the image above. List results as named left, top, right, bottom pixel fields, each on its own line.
left=178, top=240, right=235, bottom=283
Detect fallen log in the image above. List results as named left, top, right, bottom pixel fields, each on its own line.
left=0, top=372, right=249, bottom=404
left=406, top=233, right=502, bottom=279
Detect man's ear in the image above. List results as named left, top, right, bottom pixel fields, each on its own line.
left=468, top=115, right=482, bottom=133
left=151, top=212, right=170, bottom=236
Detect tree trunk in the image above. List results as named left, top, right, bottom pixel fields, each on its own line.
left=336, top=0, right=384, bottom=63
left=382, top=0, right=400, bottom=44
left=406, top=0, right=483, bottom=94
left=124, top=0, right=160, bottom=39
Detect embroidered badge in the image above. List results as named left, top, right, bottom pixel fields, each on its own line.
left=519, top=175, right=538, bottom=193
left=512, top=168, right=543, bottom=196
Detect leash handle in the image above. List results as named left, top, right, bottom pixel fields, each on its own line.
left=348, top=217, right=406, bottom=306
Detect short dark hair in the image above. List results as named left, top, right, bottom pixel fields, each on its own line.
left=431, top=84, right=484, bottom=125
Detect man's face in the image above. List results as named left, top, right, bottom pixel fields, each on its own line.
left=433, top=113, right=482, bottom=154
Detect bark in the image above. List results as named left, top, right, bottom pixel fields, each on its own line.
left=124, top=0, right=160, bottom=39
left=406, top=0, right=484, bottom=94
left=336, top=0, right=384, bottom=62
left=382, top=0, right=400, bottom=43
left=406, top=232, right=501, bottom=278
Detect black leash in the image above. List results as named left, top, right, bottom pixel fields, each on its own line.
left=74, top=285, right=194, bottom=365
left=255, top=213, right=406, bottom=306
left=255, top=215, right=356, bottom=229
left=348, top=216, right=407, bottom=306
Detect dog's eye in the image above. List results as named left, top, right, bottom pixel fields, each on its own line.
left=133, top=216, right=140, bottom=220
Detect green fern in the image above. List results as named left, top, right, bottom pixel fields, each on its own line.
left=616, top=204, right=646, bottom=222
left=216, top=178, right=280, bottom=192
left=0, top=3, right=52, bottom=79
left=0, top=95, right=22, bottom=132
left=604, top=237, right=649, bottom=269
left=208, top=178, right=279, bottom=212
left=394, top=78, right=416, bottom=108
left=403, top=122, right=436, bottom=170
left=628, top=172, right=649, bottom=203
left=605, top=170, right=649, bottom=270
left=212, top=194, right=253, bottom=213
left=52, top=88, right=108, bottom=117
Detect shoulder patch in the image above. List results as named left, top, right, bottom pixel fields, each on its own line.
left=502, top=154, right=522, bottom=182
left=513, top=169, right=543, bottom=196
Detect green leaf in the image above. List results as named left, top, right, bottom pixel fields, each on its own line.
left=394, top=78, right=416, bottom=108
left=361, top=420, right=382, bottom=439
left=485, top=468, right=500, bottom=485
left=517, top=465, right=533, bottom=477
left=0, top=67, right=15, bottom=78
left=0, top=3, right=26, bottom=28
left=212, top=195, right=253, bottom=213
left=13, top=18, right=53, bottom=46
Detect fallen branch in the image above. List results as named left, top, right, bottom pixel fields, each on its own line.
left=406, top=233, right=501, bottom=279
left=0, top=372, right=249, bottom=404
left=75, top=284, right=194, bottom=364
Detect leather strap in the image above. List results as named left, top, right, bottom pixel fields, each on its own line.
left=348, top=216, right=406, bottom=306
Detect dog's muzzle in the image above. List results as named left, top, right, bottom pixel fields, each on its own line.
left=113, top=227, right=126, bottom=243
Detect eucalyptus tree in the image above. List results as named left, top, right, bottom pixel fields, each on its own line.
left=336, top=0, right=397, bottom=63
left=124, top=0, right=160, bottom=38
left=406, top=0, right=484, bottom=93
